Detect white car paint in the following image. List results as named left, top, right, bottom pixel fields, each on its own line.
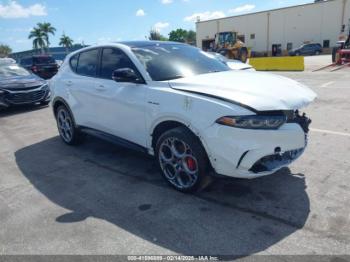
left=50, top=42, right=316, bottom=179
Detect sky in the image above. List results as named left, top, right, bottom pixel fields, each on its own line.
left=0, top=0, right=313, bottom=52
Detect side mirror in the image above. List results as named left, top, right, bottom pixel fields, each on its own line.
left=112, top=68, right=142, bottom=83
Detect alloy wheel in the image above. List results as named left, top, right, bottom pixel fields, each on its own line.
left=57, top=108, right=73, bottom=143
left=158, top=137, right=199, bottom=190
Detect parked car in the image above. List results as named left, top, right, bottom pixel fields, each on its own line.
left=0, top=63, right=50, bottom=109
left=50, top=41, right=316, bottom=192
left=208, top=52, right=255, bottom=71
left=20, top=55, right=59, bottom=79
left=289, top=43, right=322, bottom=56
left=0, top=58, right=16, bottom=64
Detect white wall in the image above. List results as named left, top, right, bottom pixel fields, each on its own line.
left=196, top=0, right=350, bottom=53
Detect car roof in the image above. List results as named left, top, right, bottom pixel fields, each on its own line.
left=116, top=40, right=187, bottom=48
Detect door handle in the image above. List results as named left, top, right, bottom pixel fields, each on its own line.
left=95, top=85, right=106, bottom=91
left=66, top=81, right=73, bottom=87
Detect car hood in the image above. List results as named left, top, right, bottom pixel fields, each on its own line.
left=226, top=61, right=253, bottom=70
left=168, top=71, right=317, bottom=111
left=0, top=75, right=45, bottom=90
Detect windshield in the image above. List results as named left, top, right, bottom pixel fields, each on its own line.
left=33, top=56, right=56, bottom=64
left=0, top=64, right=31, bottom=78
left=132, top=44, right=230, bottom=81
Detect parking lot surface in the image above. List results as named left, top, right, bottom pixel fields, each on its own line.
left=0, top=64, right=350, bottom=257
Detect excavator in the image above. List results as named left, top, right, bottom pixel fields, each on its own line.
left=214, top=31, right=249, bottom=63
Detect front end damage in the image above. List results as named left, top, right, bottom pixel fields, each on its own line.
left=202, top=110, right=312, bottom=179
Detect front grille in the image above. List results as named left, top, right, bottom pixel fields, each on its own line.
left=5, top=89, right=46, bottom=104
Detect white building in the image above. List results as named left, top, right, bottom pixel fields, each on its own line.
left=196, top=0, right=350, bottom=55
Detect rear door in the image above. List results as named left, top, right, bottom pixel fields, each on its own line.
left=68, top=48, right=102, bottom=129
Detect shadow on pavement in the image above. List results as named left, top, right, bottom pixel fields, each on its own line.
left=0, top=104, right=48, bottom=118
left=15, top=136, right=310, bottom=256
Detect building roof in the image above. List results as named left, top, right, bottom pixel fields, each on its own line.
left=196, top=0, right=336, bottom=24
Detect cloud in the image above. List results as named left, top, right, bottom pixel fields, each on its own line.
left=228, top=4, right=256, bottom=13
left=184, top=11, right=225, bottom=22
left=136, top=9, right=146, bottom=16
left=0, top=1, right=47, bottom=18
left=161, top=0, right=173, bottom=4
left=154, top=22, right=170, bottom=31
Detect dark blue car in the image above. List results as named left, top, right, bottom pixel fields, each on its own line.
left=289, top=43, right=323, bottom=56
left=0, top=63, right=50, bottom=109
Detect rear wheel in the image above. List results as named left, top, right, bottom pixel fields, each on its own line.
left=155, top=127, right=210, bottom=193
left=56, top=105, right=81, bottom=145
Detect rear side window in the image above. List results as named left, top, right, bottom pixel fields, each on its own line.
left=100, top=48, right=138, bottom=79
left=76, top=49, right=99, bottom=77
left=70, top=54, right=79, bottom=72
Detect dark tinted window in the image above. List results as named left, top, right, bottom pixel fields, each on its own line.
left=132, top=44, right=229, bottom=81
left=77, top=49, right=99, bottom=77
left=100, top=48, right=138, bottom=79
left=33, top=56, right=56, bottom=64
left=323, top=40, right=330, bottom=48
left=20, top=58, right=32, bottom=66
left=70, top=54, right=79, bottom=72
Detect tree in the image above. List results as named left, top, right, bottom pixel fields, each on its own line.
left=168, top=29, right=196, bottom=44
left=59, top=34, right=74, bottom=53
left=186, top=30, right=196, bottom=45
left=149, top=29, right=168, bottom=41
left=37, top=22, right=56, bottom=49
left=168, top=29, right=188, bottom=43
left=0, top=44, right=12, bottom=58
left=28, top=28, right=46, bottom=53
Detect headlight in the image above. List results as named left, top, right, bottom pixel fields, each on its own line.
left=216, top=115, right=287, bottom=130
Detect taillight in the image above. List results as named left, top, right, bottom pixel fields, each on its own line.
left=31, top=66, right=38, bottom=72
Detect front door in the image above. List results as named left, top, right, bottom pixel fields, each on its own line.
left=92, top=47, right=148, bottom=147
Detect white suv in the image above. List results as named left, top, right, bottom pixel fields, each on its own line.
left=50, top=41, right=316, bottom=192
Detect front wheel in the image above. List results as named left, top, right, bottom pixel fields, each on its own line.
left=155, top=127, right=210, bottom=193
left=56, top=105, right=81, bottom=145
left=238, top=48, right=248, bottom=63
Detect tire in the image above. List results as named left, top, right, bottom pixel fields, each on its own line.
left=332, top=47, right=339, bottom=63
left=295, top=52, right=300, bottom=56
left=315, top=51, right=321, bottom=56
left=155, top=127, right=211, bottom=193
left=55, top=105, right=82, bottom=145
left=238, top=48, right=248, bottom=63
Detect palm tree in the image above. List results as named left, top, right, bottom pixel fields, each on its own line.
left=38, top=22, right=56, bottom=50
left=59, top=34, right=74, bottom=54
left=28, top=28, right=46, bottom=54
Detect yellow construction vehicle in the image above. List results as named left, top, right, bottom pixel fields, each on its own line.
left=214, top=31, right=249, bottom=63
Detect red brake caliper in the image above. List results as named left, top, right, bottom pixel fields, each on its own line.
left=186, top=157, right=197, bottom=171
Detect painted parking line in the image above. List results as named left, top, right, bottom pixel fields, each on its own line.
left=310, top=128, right=350, bottom=137
left=320, top=81, right=334, bottom=88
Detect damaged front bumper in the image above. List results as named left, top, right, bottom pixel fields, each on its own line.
left=202, top=111, right=311, bottom=179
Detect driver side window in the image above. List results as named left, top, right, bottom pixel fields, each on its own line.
left=100, top=48, right=138, bottom=80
